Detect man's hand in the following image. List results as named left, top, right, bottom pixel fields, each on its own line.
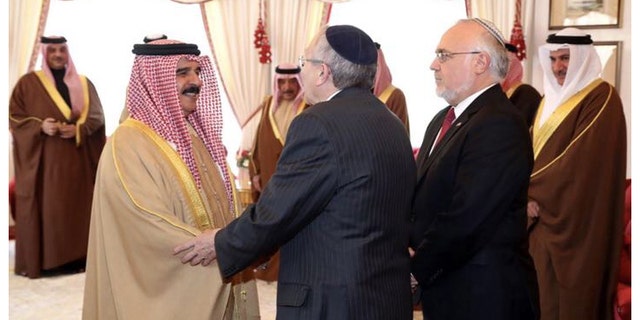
left=173, top=228, right=220, bottom=266
left=527, top=200, right=540, bottom=218
left=252, top=175, right=262, bottom=192
left=41, top=118, right=59, bottom=136
left=58, top=123, right=77, bottom=139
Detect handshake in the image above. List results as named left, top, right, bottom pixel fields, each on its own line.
left=174, top=228, right=221, bottom=266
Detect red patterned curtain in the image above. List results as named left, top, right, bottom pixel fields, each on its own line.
left=510, top=0, right=526, bottom=60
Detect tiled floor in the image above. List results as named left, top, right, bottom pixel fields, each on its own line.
left=8, top=240, right=422, bottom=319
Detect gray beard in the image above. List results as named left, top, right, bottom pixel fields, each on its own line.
left=437, top=79, right=472, bottom=106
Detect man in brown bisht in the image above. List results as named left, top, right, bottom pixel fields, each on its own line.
left=250, top=63, right=307, bottom=201
left=528, top=27, right=627, bottom=320
left=82, top=38, right=259, bottom=319
left=373, top=42, right=410, bottom=134
left=249, top=63, right=309, bottom=282
left=9, top=36, right=106, bottom=278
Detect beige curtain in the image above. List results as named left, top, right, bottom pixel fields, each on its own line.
left=9, top=0, right=48, bottom=230
left=8, top=0, right=49, bottom=171
left=200, top=0, right=330, bottom=153
left=467, top=0, right=534, bottom=78
left=8, top=0, right=49, bottom=92
left=467, top=1, right=513, bottom=39
left=268, top=1, right=331, bottom=65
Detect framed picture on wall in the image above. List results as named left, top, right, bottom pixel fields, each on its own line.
left=549, top=0, right=621, bottom=29
left=593, top=41, right=621, bottom=89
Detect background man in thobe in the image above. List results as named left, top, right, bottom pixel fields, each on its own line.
left=528, top=27, right=626, bottom=320
left=9, top=35, right=105, bottom=279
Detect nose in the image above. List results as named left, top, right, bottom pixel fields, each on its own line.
left=429, top=58, right=440, bottom=71
left=190, top=73, right=203, bottom=87
left=552, top=59, right=563, bottom=71
left=286, top=82, right=298, bottom=92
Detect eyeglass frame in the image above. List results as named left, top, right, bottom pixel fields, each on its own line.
left=434, top=50, right=481, bottom=63
left=298, top=55, right=324, bottom=68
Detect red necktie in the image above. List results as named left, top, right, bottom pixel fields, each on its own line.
left=434, top=107, right=456, bottom=146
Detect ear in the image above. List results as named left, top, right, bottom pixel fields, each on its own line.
left=473, top=52, right=490, bottom=74
left=315, top=64, right=330, bottom=86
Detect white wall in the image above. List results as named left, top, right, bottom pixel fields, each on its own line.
left=329, top=0, right=467, bottom=146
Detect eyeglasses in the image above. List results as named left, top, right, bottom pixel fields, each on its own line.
left=298, top=55, right=324, bottom=68
left=435, top=50, right=481, bottom=63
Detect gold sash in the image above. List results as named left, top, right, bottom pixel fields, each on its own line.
left=377, top=85, right=396, bottom=104
left=119, top=118, right=212, bottom=231
left=531, top=79, right=612, bottom=178
left=268, top=98, right=306, bottom=145
left=35, top=70, right=90, bottom=146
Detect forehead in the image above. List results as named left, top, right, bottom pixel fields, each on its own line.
left=549, top=48, right=570, bottom=57
left=46, top=43, right=68, bottom=51
left=177, top=57, right=200, bottom=68
left=303, top=46, right=314, bottom=57
left=277, top=77, right=298, bottom=82
left=439, top=23, right=474, bottom=49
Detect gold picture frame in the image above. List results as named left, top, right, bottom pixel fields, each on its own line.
left=593, top=41, right=621, bottom=89
left=549, top=0, right=621, bottom=29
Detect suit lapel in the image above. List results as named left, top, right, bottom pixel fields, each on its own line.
left=415, top=110, right=444, bottom=170
left=417, top=111, right=467, bottom=179
left=416, top=84, right=503, bottom=180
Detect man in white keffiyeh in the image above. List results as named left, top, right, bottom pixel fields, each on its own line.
left=82, top=38, right=259, bottom=320
left=528, top=27, right=627, bottom=320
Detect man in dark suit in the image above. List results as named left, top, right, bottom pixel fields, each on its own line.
left=410, top=18, right=540, bottom=320
left=175, top=25, right=416, bottom=320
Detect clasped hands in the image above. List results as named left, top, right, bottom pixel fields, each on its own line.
left=527, top=200, right=540, bottom=218
left=41, top=118, right=76, bottom=138
left=173, top=228, right=220, bottom=266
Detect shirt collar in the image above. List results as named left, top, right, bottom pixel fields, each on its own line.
left=451, top=83, right=496, bottom=116
left=325, top=89, right=343, bottom=101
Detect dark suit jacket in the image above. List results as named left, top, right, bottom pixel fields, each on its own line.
left=216, top=87, right=416, bottom=320
left=411, top=84, right=539, bottom=320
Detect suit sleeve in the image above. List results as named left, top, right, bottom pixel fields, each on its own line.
left=215, top=112, right=338, bottom=278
